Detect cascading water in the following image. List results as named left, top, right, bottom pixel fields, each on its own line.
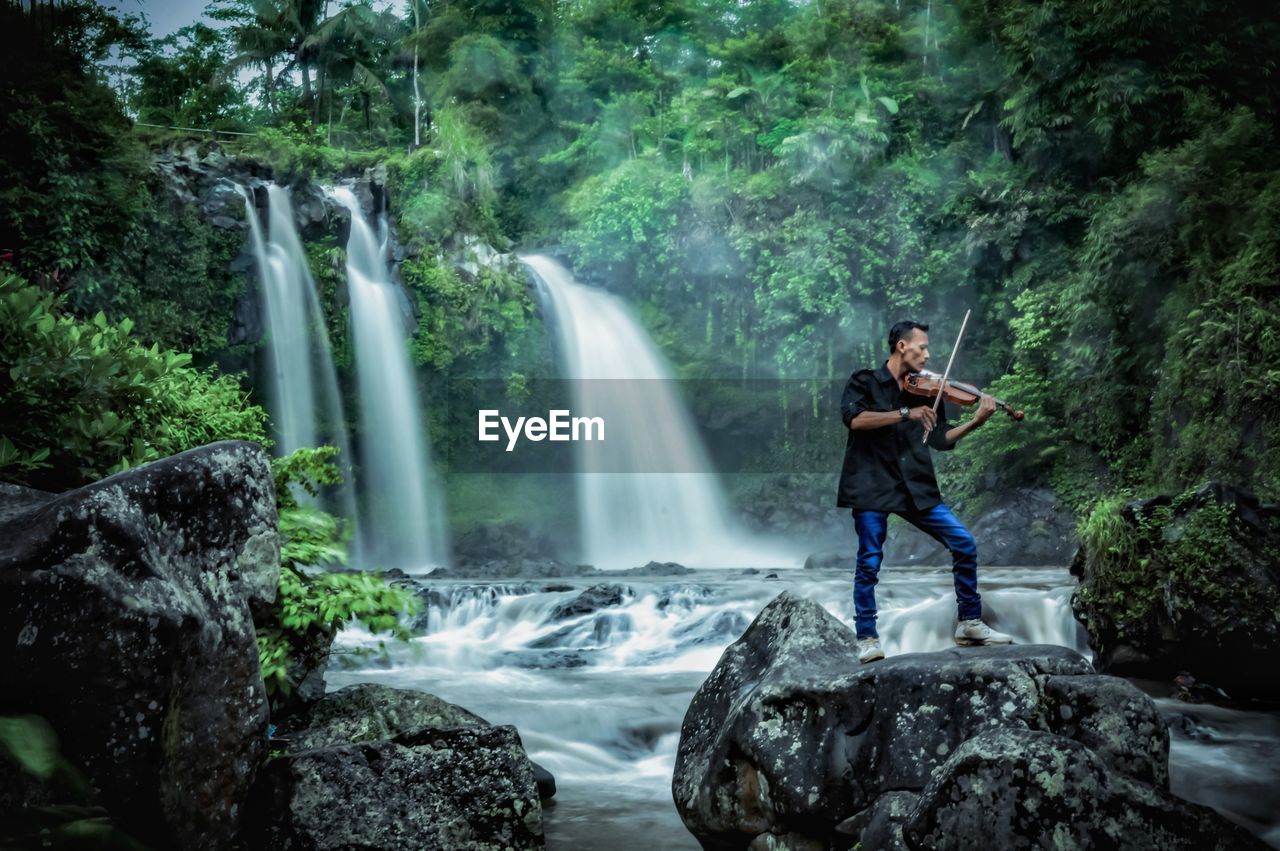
left=332, top=566, right=1115, bottom=849
left=330, top=186, right=448, bottom=571
left=239, top=185, right=357, bottom=528
left=520, top=254, right=784, bottom=570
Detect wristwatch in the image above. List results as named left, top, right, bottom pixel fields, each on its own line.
left=899, top=406, right=910, bottom=421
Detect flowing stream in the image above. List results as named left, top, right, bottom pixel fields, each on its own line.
left=323, top=563, right=1280, bottom=848
left=332, top=565, right=1279, bottom=848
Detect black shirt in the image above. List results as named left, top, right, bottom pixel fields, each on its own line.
left=835, top=361, right=956, bottom=512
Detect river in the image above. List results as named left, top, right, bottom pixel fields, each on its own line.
left=329, top=565, right=1280, bottom=849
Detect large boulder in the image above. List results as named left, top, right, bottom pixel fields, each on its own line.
left=246, top=683, right=546, bottom=850
left=672, top=592, right=1265, bottom=851
left=0, top=440, right=279, bottom=851
left=1071, top=482, right=1280, bottom=699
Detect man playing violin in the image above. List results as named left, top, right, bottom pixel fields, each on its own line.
left=837, top=320, right=1011, bottom=663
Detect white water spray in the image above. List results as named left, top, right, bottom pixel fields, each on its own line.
left=521, top=254, right=785, bottom=570
left=239, top=185, right=357, bottom=528
left=330, top=186, right=448, bottom=570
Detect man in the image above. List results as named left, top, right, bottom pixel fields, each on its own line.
left=837, top=320, right=1011, bottom=663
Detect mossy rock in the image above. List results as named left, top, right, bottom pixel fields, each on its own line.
left=1071, top=482, right=1280, bottom=699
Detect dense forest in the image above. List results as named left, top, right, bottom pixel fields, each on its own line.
left=4, top=1, right=1280, bottom=848
left=4, top=0, right=1278, bottom=520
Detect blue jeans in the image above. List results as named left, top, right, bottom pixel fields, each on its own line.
left=852, top=502, right=982, bottom=639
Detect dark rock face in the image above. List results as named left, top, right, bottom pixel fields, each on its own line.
left=902, top=729, right=1253, bottom=851
left=0, top=441, right=279, bottom=851
left=453, top=522, right=559, bottom=566
left=549, top=583, right=633, bottom=620
left=284, top=682, right=487, bottom=748
left=672, top=592, right=1264, bottom=851
left=1071, top=482, right=1280, bottom=700
left=149, top=142, right=410, bottom=349
left=247, top=683, right=546, bottom=850
left=430, top=558, right=598, bottom=580
left=429, top=558, right=696, bottom=579
left=747, top=481, right=1074, bottom=568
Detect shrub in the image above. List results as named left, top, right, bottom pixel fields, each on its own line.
left=256, top=447, right=419, bottom=702
left=0, top=274, right=268, bottom=490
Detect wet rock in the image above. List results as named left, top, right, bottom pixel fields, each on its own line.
left=453, top=523, right=558, bottom=565
left=629, top=560, right=695, bottom=575
left=803, top=550, right=850, bottom=571
left=1072, top=482, right=1280, bottom=700
left=284, top=683, right=486, bottom=749
left=0, top=441, right=279, bottom=851
left=502, top=649, right=590, bottom=669
left=530, top=761, right=557, bottom=800
left=672, top=592, right=1260, bottom=850
left=672, top=610, right=750, bottom=648
left=246, top=683, right=547, bottom=849
left=835, top=790, right=916, bottom=850
left=549, top=583, right=632, bottom=620
left=248, top=726, right=543, bottom=850
left=442, top=233, right=518, bottom=282
left=655, top=583, right=715, bottom=610
left=904, top=729, right=1261, bottom=850
left=429, top=558, right=599, bottom=579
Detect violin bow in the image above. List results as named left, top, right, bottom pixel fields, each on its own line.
left=923, top=308, right=970, bottom=445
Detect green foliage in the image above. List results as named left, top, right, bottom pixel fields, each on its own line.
left=255, top=447, right=419, bottom=700
left=11, top=0, right=1280, bottom=522
left=242, top=124, right=383, bottom=177
left=1076, top=489, right=1280, bottom=645
left=562, top=157, right=689, bottom=278
left=131, top=23, right=247, bottom=130
left=129, top=198, right=248, bottom=357
left=401, top=255, right=531, bottom=371
left=256, top=565, right=418, bottom=698
left=0, top=3, right=151, bottom=299
left=0, top=275, right=268, bottom=490
left=0, top=715, right=146, bottom=849
left=0, top=715, right=61, bottom=782
left=272, top=445, right=344, bottom=510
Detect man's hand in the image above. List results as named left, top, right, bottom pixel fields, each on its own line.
left=973, top=393, right=997, bottom=425
left=908, top=406, right=937, bottom=430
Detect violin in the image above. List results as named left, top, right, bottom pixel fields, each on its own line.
left=904, top=370, right=1025, bottom=421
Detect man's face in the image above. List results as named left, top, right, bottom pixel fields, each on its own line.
left=898, top=330, right=930, bottom=372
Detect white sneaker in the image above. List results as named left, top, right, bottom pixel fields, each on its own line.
left=857, top=637, right=885, bottom=663
left=954, top=618, right=1013, bottom=646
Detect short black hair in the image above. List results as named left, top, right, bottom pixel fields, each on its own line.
left=888, top=320, right=928, bottom=353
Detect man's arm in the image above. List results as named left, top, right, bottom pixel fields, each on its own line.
left=938, top=394, right=997, bottom=445
left=850, top=408, right=933, bottom=430
left=841, top=371, right=873, bottom=428
left=842, top=370, right=934, bottom=431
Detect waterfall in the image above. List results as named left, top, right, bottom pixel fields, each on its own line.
left=330, top=187, right=448, bottom=571
left=239, top=185, right=357, bottom=531
left=520, top=254, right=781, bottom=570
